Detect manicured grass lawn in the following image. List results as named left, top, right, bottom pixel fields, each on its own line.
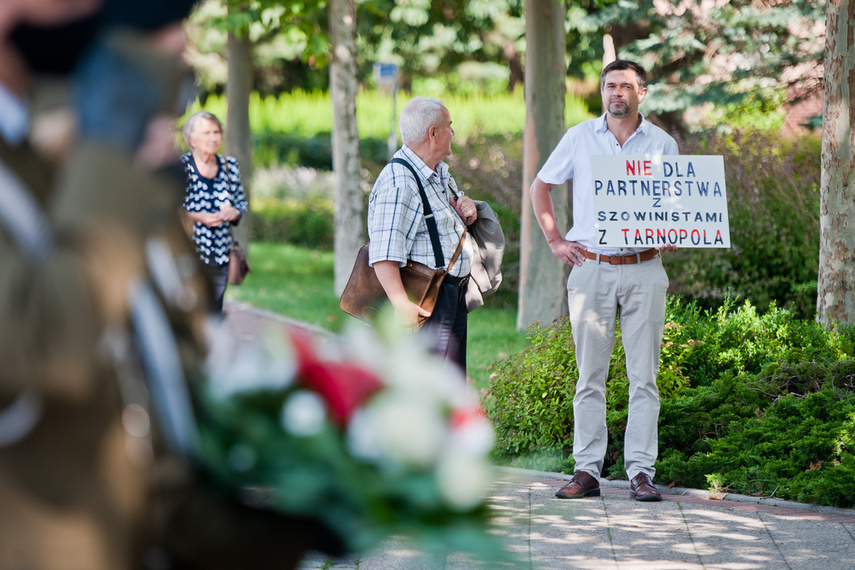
left=226, top=242, right=529, bottom=389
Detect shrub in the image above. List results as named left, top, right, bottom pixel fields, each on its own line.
left=485, top=304, right=692, bottom=476
left=487, top=297, right=855, bottom=507
left=655, top=373, right=770, bottom=488
left=663, top=297, right=855, bottom=387
left=484, top=319, right=577, bottom=472
left=652, top=309, right=855, bottom=508
left=698, top=386, right=855, bottom=508
left=665, top=130, right=821, bottom=319
left=251, top=197, right=334, bottom=249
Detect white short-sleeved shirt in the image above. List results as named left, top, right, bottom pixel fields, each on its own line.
left=537, top=113, right=679, bottom=254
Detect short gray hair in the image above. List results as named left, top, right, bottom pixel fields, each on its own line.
left=183, top=110, right=223, bottom=147
left=399, top=97, right=447, bottom=146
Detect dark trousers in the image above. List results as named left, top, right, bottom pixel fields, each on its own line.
left=422, top=275, right=469, bottom=373
left=205, top=262, right=229, bottom=316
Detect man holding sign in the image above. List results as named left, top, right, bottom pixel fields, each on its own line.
left=530, top=60, right=677, bottom=502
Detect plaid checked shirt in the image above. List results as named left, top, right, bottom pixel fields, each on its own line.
left=367, top=146, right=472, bottom=278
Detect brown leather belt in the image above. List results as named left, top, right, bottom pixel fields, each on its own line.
left=582, top=248, right=658, bottom=265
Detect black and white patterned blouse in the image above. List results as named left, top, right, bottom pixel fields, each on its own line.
left=181, top=152, right=248, bottom=266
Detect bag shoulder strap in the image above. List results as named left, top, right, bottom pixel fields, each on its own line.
left=391, top=157, right=444, bottom=269
left=445, top=231, right=466, bottom=275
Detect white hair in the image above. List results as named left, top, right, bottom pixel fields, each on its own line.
left=399, top=97, right=447, bottom=146
left=183, top=110, right=223, bottom=147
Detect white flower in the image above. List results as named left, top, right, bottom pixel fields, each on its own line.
left=348, top=391, right=446, bottom=468
left=346, top=408, right=383, bottom=462
left=206, top=324, right=298, bottom=399
left=447, top=413, right=496, bottom=457
left=437, top=454, right=494, bottom=511
left=281, top=390, right=327, bottom=436
left=341, top=319, right=392, bottom=375
left=341, top=312, right=469, bottom=409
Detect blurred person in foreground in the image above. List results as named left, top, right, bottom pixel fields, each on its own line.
left=367, top=96, right=477, bottom=372
left=530, top=60, right=678, bottom=503
left=0, top=1, right=338, bottom=568
left=180, top=110, right=247, bottom=316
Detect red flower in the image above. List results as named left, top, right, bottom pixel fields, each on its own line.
left=449, top=406, right=488, bottom=430
left=289, top=329, right=384, bottom=425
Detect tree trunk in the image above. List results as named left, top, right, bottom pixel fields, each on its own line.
left=517, top=0, right=569, bottom=330
left=329, top=0, right=364, bottom=296
left=817, top=0, right=855, bottom=326
left=225, top=27, right=254, bottom=249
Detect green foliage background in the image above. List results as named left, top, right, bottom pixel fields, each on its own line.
left=198, top=90, right=823, bottom=319
left=664, top=130, right=820, bottom=318
left=189, top=0, right=823, bottom=133
left=190, top=89, right=590, bottom=169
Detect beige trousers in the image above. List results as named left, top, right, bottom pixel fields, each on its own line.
left=567, top=255, right=669, bottom=481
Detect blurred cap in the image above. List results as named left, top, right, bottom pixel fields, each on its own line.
left=10, top=15, right=102, bottom=76
left=9, top=0, right=199, bottom=76
left=102, top=0, right=199, bottom=31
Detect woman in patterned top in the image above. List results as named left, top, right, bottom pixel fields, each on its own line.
left=181, top=110, right=248, bottom=315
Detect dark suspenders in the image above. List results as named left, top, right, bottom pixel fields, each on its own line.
left=391, top=157, right=445, bottom=269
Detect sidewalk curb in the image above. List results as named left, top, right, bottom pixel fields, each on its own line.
left=225, top=301, right=337, bottom=339
left=496, top=466, right=855, bottom=518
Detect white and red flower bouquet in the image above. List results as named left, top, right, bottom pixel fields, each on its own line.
left=194, top=311, right=501, bottom=558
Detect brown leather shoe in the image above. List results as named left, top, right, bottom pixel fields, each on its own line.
left=630, top=472, right=662, bottom=502
left=555, top=471, right=600, bottom=499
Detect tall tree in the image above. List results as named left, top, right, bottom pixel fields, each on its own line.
left=190, top=0, right=526, bottom=95
left=817, top=0, right=855, bottom=326
left=518, top=0, right=568, bottom=330
left=329, top=0, right=363, bottom=295
left=187, top=0, right=329, bottom=96
left=357, top=0, right=525, bottom=93
left=573, top=0, right=825, bottom=129
left=225, top=3, right=255, bottom=247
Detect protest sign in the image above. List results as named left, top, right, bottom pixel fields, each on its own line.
left=592, top=155, right=730, bottom=248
